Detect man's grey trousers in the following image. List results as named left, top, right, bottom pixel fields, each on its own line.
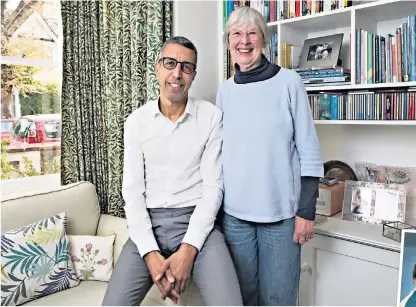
left=102, top=206, right=243, bottom=306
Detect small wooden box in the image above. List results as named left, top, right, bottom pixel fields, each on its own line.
left=316, top=181, right=345, bottom=217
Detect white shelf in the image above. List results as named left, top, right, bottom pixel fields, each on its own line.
left=315, top=214, right=401, bottom=252
left=269, top=6, right=352, bottom=31
left=266, top=0, right=407, bottom=29
left=314, top=120, right=416, bottom=125
left=305, top=81, right=416, bottom=91
left=355, top=0, right=416, bottom=23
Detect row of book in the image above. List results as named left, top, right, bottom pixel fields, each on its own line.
left=265, top=33, right=279, bottom=64
left=280, top=43, right=302, bottom=69
left=356, top=14, right=416, bottom=84
left=223, top=0, right=355, bottom=25
left=308, top=90, right=416, bottom=120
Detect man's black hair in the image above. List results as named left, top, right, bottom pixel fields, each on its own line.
left=161, top=36, right=198, bottom=66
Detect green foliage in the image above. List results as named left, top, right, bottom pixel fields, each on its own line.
left=20, top=157, right=42, bottom=177
left=0, top=139, right=60, bottom=179
left=1, top=32, right=52, bottom=118
left=1, top=139, right=17, bottom=180
left=1, top=64, right=44, bottom=95
left=42, top=159, right=60, bottom=175
left=1, top=34, right=48, bottom=95
left=20, top=83, right=60, bottom=116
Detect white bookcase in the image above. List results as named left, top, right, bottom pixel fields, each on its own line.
left=218, top=2, right=416, bottom=305
left=219, top=0, right=416, bottom=169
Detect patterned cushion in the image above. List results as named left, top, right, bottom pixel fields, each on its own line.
left=68, top=234, right=116, bottom=282
left=1, top=212, right=80, bottom=306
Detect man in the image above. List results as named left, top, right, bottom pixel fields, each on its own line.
left=400, top=264, right=416, bottom=307
left=102, top=36, right=243, bottom=306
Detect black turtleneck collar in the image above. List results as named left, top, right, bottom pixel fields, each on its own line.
left=234, top=54, right=281, bottom=84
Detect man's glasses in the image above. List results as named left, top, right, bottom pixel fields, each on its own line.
left=159, top=57, right=196, bottom=74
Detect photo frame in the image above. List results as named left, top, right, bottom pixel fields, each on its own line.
left=298, top=33, right=344, bottom=69
left=354, top=161, right=416, bottom=227
left=341, top=180, right=407, bottom=225
left=397, top=229, right=416, bottom=307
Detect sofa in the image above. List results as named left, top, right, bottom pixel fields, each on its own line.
left=1, top=181, right=205, bottom=306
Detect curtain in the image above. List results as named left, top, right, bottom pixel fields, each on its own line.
left=60, top=0, right=172, bottom=216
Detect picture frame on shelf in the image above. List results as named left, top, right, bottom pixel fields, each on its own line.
left=341, top=180, right=407, bottom=225
left=298, top=33, right=344, bottom=69
left=354, top=161, right=416, bottom=226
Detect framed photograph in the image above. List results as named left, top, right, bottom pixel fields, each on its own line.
left=341, top=180, right=407, bottom=225
left=397, top=229, right=416, bottom=307
left=298, top=33, right=344, bottom=69
left=354, top=161, right=416, bottom=227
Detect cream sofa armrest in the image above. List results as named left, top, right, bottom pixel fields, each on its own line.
left=96, top=214, right=129, bottom=263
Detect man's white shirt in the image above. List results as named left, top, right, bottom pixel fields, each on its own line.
left=122, top=96, right=224, bottom=257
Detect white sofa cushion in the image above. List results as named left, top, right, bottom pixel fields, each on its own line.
left=1, top=182, right=100, bottom=236
left=1, top=212, right=80, bottom=306
left=68, top=234, right=116, bottom=281
left=95, top=214, right=129, bottom=263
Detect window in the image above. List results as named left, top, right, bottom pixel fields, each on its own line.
left=1, top=121, right=14, bottom=133
left=44, top=121, right=61, bottom=139
left=1, top=0, right=62, bottom=184
left=12, top=119, right=33, bottom=138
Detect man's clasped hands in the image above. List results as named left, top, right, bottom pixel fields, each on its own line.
left=143, top=243, right=198, bottom=304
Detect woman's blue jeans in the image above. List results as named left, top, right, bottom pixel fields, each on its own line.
left=221, top=212, right=301, bottom=306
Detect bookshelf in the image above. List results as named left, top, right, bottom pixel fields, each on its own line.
left=217, top=0, right=416, bottom=180
left=306, top=80, right=416, bottom=91
left=218, top=1, right=416, bottom=200
left=217, top=2, right=415, bottom=306
left=219, top=0, right=416, bottom=146
left=314, top=119, right=416, bottom=125
left=218, top=2, right=416, bottom=162
left=221, top=0, right=416, bottom=92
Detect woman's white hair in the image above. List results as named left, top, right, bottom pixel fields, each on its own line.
left=224, top=6, right=268, bottom=48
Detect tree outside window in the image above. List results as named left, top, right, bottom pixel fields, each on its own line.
left=1, top=0, right=62, bottom=181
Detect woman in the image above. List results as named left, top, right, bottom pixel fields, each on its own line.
left=216, top=6, right=324, bottom=306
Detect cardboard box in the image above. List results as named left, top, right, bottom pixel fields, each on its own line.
left=316, top=181, right=345, bottom=216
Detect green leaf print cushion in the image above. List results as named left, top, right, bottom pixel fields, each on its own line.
left=1, top=212, right=80, bottom=306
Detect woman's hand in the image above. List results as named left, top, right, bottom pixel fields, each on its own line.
left=293, top=216, right=315, bottom=245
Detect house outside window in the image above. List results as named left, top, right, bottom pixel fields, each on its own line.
left=1, top=0, right=62, bottom=190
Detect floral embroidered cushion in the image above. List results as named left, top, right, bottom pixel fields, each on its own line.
left=68, top=234, right=116, bottom=282
left=1, top=212, right=80, bottom=306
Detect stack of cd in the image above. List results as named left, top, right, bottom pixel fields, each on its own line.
left=294, top=66, right=351, bottom=86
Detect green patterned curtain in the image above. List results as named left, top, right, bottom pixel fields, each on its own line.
left=60, top=0, right=172, bottom=216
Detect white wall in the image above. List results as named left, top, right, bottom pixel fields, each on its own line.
left=173, top=0, right=222, bottom=104
left=316, top=125, right=416, bottom=169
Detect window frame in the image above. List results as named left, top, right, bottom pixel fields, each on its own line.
left=1, top=3, right=63, bottom=195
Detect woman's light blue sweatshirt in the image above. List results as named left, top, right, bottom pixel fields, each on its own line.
left=216, top=67, right=324, bottom=223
